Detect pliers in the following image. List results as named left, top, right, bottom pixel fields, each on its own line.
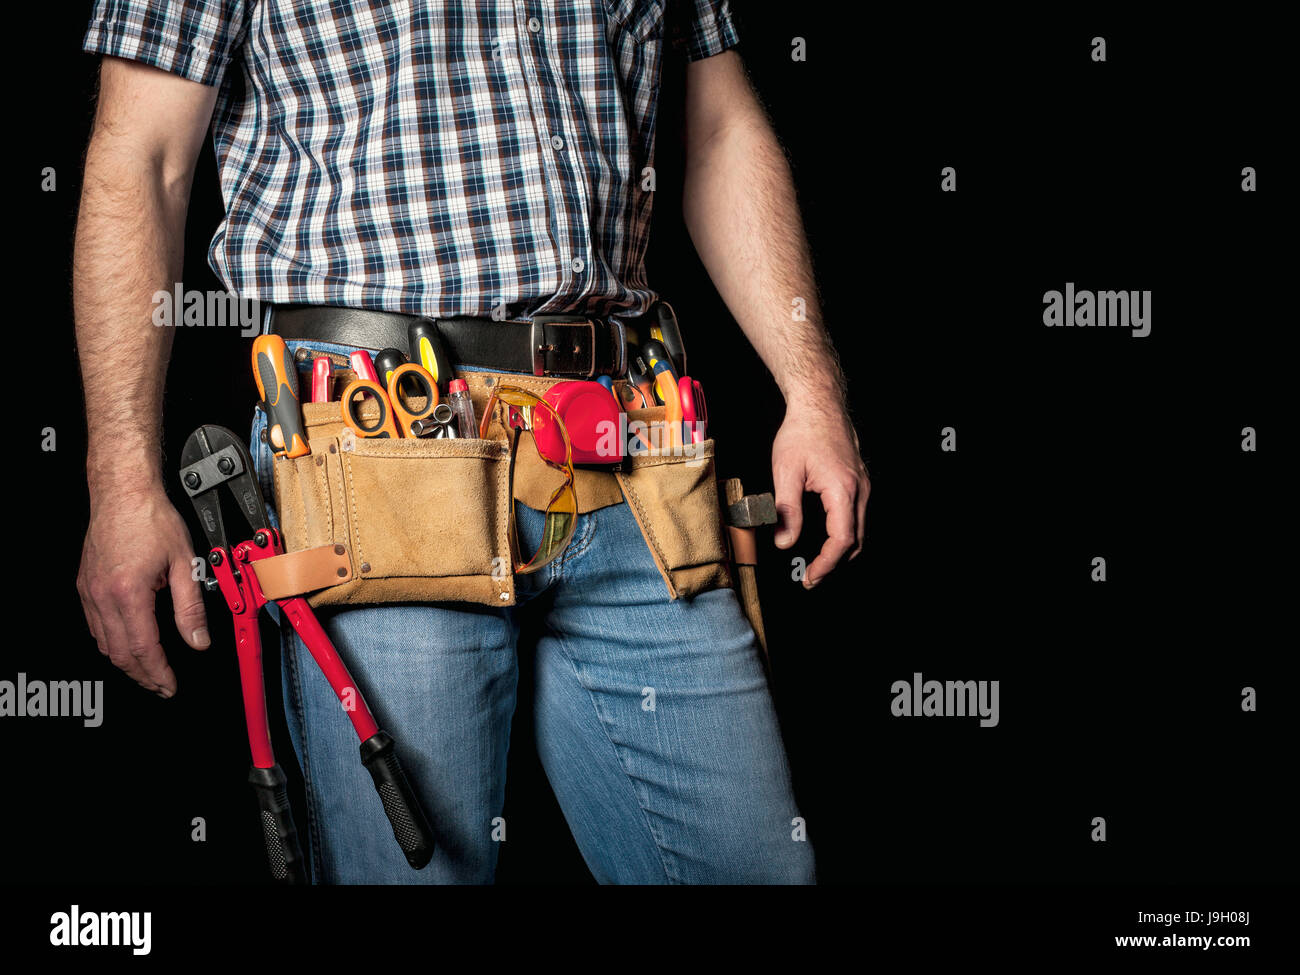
left=179, top=424, right=433, bottom=882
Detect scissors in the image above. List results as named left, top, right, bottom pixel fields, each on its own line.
left=341, top=361, right=440, bottom=439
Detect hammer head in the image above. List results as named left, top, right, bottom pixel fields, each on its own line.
left=727, top=492, right=777, bottom=528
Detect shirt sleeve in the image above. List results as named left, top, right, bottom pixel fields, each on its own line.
left=82, top=1, right=250, bottom=87
left=669, top=0, right=741, bottom=62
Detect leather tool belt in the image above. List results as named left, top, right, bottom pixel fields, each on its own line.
left=261, top=301, right=768, bottom=658
left=268, top=304, right=639, bottom=378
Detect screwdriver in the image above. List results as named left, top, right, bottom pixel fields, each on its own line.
left=311, top=356, right=333, bottom=403
left=650, top=359, right=683, bottom=450
left=252, top=335, right=310, bottom=458
left=373, top=348, right=407, bottom=388
left=407, top=321, right=456, bottom=396
left=639, top=339, right=677, bottom=407
left=650, top=301, right=686, bottom=377
left=350, top=349, right=380, bottom=383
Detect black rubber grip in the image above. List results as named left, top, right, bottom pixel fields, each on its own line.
left=654, top=300, right=687, bottom=377
left=373, top=347, right=407, bottom=387
left=252, top=335, right=309, bottom=457
left=248, top=765, right=307, bottom=884
left=359, top=731, right=434, bottom=869
left=407, top=320, right=456, bottom=395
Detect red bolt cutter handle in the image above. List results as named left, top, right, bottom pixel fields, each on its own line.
left=208, top=528, right=434, bottom=878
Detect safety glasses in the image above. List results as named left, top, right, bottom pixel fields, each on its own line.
left=479, top=385, right=577, bottom=575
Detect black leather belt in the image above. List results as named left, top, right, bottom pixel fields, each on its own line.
left=268, top=304, right=631, bottom=378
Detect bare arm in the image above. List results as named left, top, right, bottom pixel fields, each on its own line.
left=682, top=50, right=869, bottom=587
left=74, top=57, right=220, bottom=695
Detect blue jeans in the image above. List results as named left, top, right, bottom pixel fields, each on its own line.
left=249, top=339, right=813, bottom=884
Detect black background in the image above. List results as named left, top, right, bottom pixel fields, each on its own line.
left=4, top=2, right=1294, bottom=959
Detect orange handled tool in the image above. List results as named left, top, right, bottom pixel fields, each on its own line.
left=387, top=362, right=439, bottom=437
left=651, top=360, right=684, bottom=450
left=340, top=378, right=401, bottom=439
left=252, top=335, right=309, bottom=458
left=641, top=341, right=683, bottom=450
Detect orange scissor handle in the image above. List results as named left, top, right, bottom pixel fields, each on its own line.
left=341, top=378, right=401, bottom=439
left=387, top=363, right=439, bottom=437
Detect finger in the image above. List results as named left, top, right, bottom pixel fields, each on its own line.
left=169, top=551, right=211, bottom=650
left=77, top=577, right=106, bottom=649
left=804, top=486, right=855, bottom=588
left=772, top=459, right=805, bottom=549
left=850, top=473, right=869, bottom=559
left=114, top=589, right=177, bottom=697
left=93, top=592, right=158, bottom=691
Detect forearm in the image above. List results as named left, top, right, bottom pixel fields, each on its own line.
left=73, top=139, right=189, bottom=502
left=682, top=92, right=845, bottom=418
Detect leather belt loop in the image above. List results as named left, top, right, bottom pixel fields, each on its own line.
left=250, top=542, right=354, bottom=600
left=609, top=317, right=627, bottom=377
left=529, top=319, right=544, bottom=376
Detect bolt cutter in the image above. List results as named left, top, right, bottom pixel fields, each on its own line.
left=179, top=424, right=434, bottom=882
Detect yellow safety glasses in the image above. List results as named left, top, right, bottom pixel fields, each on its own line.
left=479, top=385, right=577, bottom=575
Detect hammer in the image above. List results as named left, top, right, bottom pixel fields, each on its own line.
left=722, top=480, right=776, bottom=660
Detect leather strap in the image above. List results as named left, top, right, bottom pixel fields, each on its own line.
left=251, top=543, right=355, bottom=600
left=269, top=304, right=634, bottom=378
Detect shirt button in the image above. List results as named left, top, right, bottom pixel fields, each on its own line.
left=551, top=135, right=564, bottom=151
left=571, top=258, right=585, bottom=274
left=528, top=17, right=541, bottom=33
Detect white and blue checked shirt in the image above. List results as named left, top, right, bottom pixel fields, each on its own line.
left=83, top=1, right=740, bottom=318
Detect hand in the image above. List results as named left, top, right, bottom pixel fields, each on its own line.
left=771, top=401, right=869, bottom=588
left=77, top=485, right=210, bottom=696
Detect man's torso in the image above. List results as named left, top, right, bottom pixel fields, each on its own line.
left=85, top=1, right=741, bottom=318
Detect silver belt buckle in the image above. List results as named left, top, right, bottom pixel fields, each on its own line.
left=530, top=316, right=600, bottom=377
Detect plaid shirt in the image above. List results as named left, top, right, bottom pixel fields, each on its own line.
left=83, top=1, right=739, bottom=319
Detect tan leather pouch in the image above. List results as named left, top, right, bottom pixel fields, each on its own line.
left=614, top=406, right=732, bottom=599
left=272, top=396, right=515, bottom=608
left=270, top=373, right=732, bottom=606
